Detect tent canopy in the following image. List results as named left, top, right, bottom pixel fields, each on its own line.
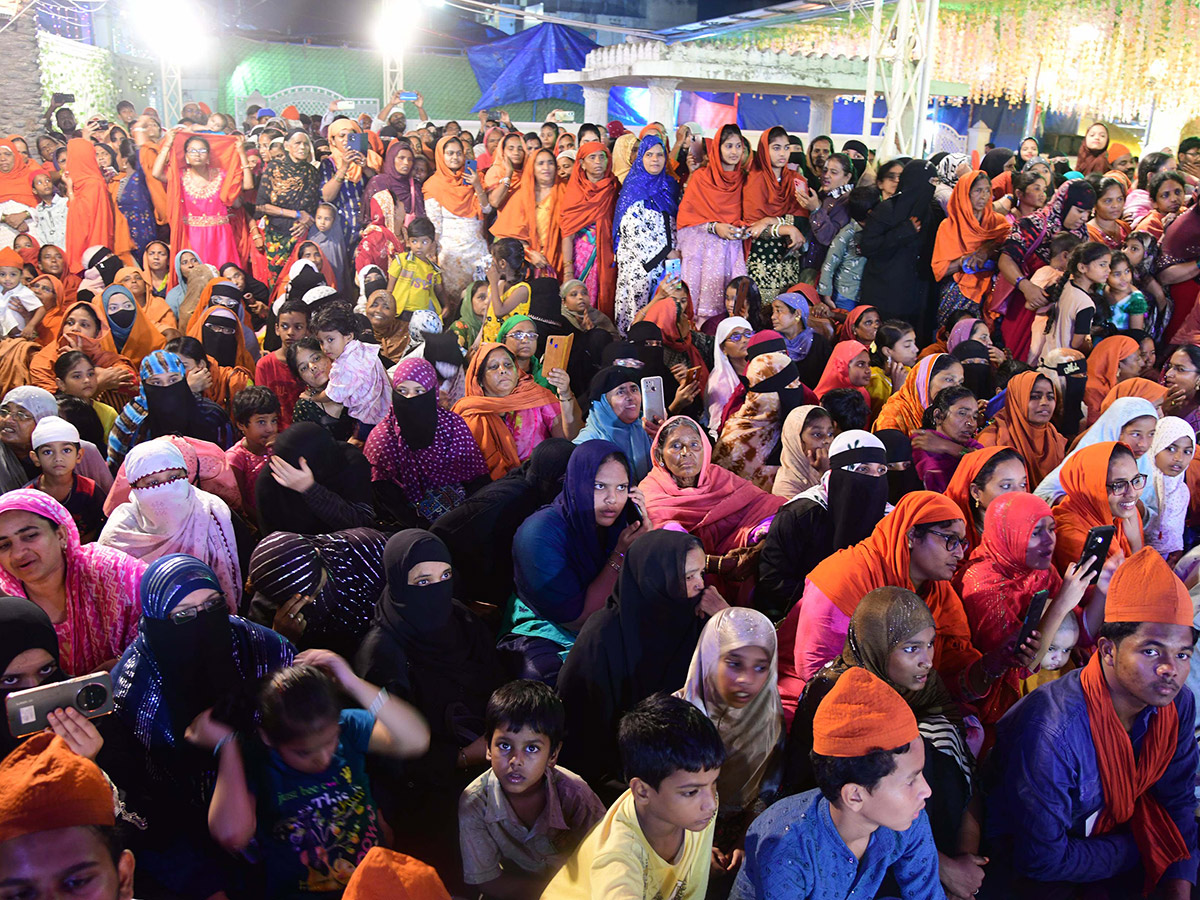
left=467, top=23, right=598, bottom=113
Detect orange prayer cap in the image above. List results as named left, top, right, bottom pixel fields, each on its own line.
left=343, top=847, right=451, bottom=900
left=1107, top=142, right=1131, bottom=163
left=0, top=247, right=22, bottom=270
left=280, top=105, right=300, bottom=120
left=0, top=733, right=114, bottom=845
left=1105, top=546, right=1194, bottom=628
left=198, top=101, right=212, bottom=117
left=812, top=667, right=919, bottom=758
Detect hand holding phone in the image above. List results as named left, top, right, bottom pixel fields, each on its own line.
left=1014, top=589, right=1050, bottom=657
left=641, top=375, right=666, bottom=424
left=1077, top=525, right=1115, bottom=581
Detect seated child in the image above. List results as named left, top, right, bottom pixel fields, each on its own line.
left=0, top=246, right=43, bottom=339
left=1104, top=251, right=1147, bottom=331
left=1020, top=613, right=1079, bottom=695
left=819, top=387, right=869, bottom=435
left=819, top=186, right=877, bottom=311
left=29, top=170, right=67, bottom=249
left=227, top=385, right=280, bottom=515
left=458, top=680, right=605, bottom=898
left=731, top=668, right=940, bottom=900
left=24, top=415, right=106, bottom=542
left=1029, top=231, right=1082, bottom=293
left=203, top=649, right=430, bottom=900
left=913, top=384, right=982, bottom=492
left=541, top=694, right=725, bottom=900
left=388, top=216, right=445, bottom=316
left=54, top=349, right=118, bottom=439
left=256, top=298, right=310, bottom=430
left=561, top=279, right=617, bottom=337
left=307, top=202, right=346, bottom=287
left=312, top=303, right=390, bottom=427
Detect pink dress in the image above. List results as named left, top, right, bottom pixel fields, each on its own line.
left=506, top=402, right=559, bottom=462
left=182, top=168, right=240, bottom=268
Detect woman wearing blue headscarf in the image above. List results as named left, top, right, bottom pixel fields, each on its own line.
left=502, top=439, right=650, bottom=684
left=573, top=366, right=653, bottom=481
left=613, top=135, right=681, bottom=334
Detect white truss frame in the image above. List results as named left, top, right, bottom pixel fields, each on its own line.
left=862, top=0, right=939, bottom=157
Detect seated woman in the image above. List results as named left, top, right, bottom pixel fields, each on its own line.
left=714, top=351, right=812, bottom=491
left=812, top=339, right=871, bottom=404
left=111, top=553, right=293, bottom=900
left=641, top=416, right=784, bottom=572
left=29, top=289, right=137, bottom=398
left=1082, top=334, right=1142, bottom=425
left=705, top=315, right=754, bottom=440
left=505, top=439, right=648, bottom=684
left=771, top=405, right=835, bottom=498
left=572, top=365, right=653, bottom=481
left=675, top=607, right=783, bottom=859
left=453, top=343, right=580, bottom=480
left=0, top=490, right=144, bottom=674
left=944, top=446, right=1029, bottom=554
left=103, top=434, right=242, bottom=517
left=1099, top=375, right=1168, bottom=415
left=498, top=314, right=551, bottom=389
left=913, top=385, right=983, bottom=493
left=756, top=430, right=890, bottom=619
left=286, top=337, right=355, bottom=441
left=255, top=422, right=374, bottom=537
left=556, top=529, right=726, bottom=791
left=430, top=439, right=575, bottom=610
left=959, top=491, right=1107, bottom=735
left=108, top=350, right=236, bottom=469
left=776, top=490, right=1027, bottom=721
left=780, top=587, right=985, bottom=900
left=873, top=352, right=965, bottom=436
left=976, top=370, right=1066, bottom=485
left=364, top=358, right=489, bottom=528
left=1052, top=440, right=1144, bottom=571
left=246, top=527, right=388, bottom=658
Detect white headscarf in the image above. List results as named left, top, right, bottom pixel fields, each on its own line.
left=97, top=439, right=241, bottom=605
left=1145, top=416, right=1195, bottom=557
left=706, top=316, right=753, bottom=440
left=675, top=607, right=782, bottom=813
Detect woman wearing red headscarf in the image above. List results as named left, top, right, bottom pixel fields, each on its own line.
left=677, top=123, right=748, bottom=324
left=743, top=126, right=807, bottom=304
left=422, top=135, right=488, bottom=303
left=492, top=147, right=562, bottom=278
left=560, top=141, right=619, bottom=318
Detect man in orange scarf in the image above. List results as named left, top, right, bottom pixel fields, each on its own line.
left=983, top=547, right=1197, bottom=899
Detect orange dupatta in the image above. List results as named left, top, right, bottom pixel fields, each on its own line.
left=931, top=171, right=1011, bottom=303
left=677, top=132, right=746, bottom=229
left=113, top=267, right=176, bottom=334
left=943, top=446, right=1013, bottom=552
left=976, top=370, right=1066, bottom=485
left=422, top=136, right=482, bottom=220
left=559, top=142, right=618, bottom=317
left=807, top=490, right=980, bottom=678
left=187, top=303, right=255, bottom=374
left=100, top=288, right=166, bottom=367
left=1083, top=335, right=1140, bottom=425
left=1100, top=377, right=1168, bottom=414
left=873, top=353, right=945, bottom=436
left=0, top=139, right=36, bottom=206
left=164, top=132, right=245, bottom=289
left=451, top=343, right=557, bottom=480
left=742, top=130, right=801, bottom=222
left=63, top=139, right=115, bottom=274
left=492, top=149, right=562, bottom=275
left=1051, top=441, right=1138, bottom=572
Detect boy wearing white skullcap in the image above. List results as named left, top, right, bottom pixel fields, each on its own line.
left=27, top=416, right=106, bottom=542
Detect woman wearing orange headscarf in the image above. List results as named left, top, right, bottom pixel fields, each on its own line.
left=422, top=135, right=487, bottom=303
left=482, top=132, right=525, bottom=208
left=677, top=123, right=748, bottom=323
left=492, top=148, right=562, bottom=278
left=943, top=445, right=1029, bottom=554
left=977, top=370, right=1066, bottom=484
left=743, top=126, right=807, bottom=304
left=932, top=170, right=1012, bottom=323
left=1052, top=441, right=1141, bottom=574
left=63, top=138, right=115, bottom=275
left=186, top=306, right=253, bottom=415
left=560, top=141, right=619, bottom=318
left=29, top=299, right=138, bottom=410
left=319, top=117, right=381, bottom=264
left=873, top=352, right=965, bottom=436
left=775, top=490, right=1001, bottom=716
left=1083, top=334, right=1141, bottom=425
left=113, top=266, right=176, bottom=335
left=1099, top=376, right=1167, bottom=415
left=452, top=343, right=577, bottom=480
left=98, top=284, right=166, bottom=368
left=0, top=138, right=36, bottom=248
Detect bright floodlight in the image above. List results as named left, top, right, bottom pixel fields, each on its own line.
left=374, top=0, right=416, bottom=50
left=128, top=0, right=213, bottom=65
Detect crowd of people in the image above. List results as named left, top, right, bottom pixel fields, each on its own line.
left=0, top=92, right=1198, bottom=900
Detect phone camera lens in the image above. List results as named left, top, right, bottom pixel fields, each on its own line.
left=76, top=683, right=108, bottom=712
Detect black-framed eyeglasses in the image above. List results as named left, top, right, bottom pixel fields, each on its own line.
left=1106, top=473, right=1147, bottom=496
left=925, top=529, right=969, bottom=553
left=168, top=594, right=226, bottom=625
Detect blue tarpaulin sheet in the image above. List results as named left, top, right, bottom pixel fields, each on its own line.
left=467, top=23, right=598, bottom=113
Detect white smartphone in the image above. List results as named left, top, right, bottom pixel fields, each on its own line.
left=334, top=99, right=356, bottom=111
left=641, top=375, right=666, bottom=424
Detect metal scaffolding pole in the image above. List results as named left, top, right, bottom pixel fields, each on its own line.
left=161, top=56, right=183, bottom=126
left=380, top=0, right=405, bottom=96
left=862, top=0, right=940, bottom=157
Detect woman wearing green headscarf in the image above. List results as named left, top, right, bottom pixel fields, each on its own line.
left=450, top=280, right=487, bottom=351
left=498, top=313, right=549, bottom=388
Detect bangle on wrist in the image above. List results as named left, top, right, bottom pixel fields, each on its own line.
left=368, top=687, right=388, bottom=718
left=214, top=732, right=236, bottom=757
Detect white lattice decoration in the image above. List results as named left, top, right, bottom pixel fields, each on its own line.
left=233, top=85, right=379, bottom=120
left=929, top=122, right=967, bottom=155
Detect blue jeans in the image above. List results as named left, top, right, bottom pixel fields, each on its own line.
left=834, top=292, right=859, bottom=311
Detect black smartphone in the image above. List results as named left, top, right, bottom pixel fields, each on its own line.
left=1015, top=589, right=1050, bottom=654
left=1077, top=525, right=1116, bottom=580
left=345, top=132, right=367, bottom=156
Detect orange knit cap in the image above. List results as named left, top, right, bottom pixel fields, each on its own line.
left=343, top=847, right=451, bottom=900
left=0, top=733, right=114, bottom=845
left=280, top=105, right=300, bottom=120
left=0, top=247, right=22, bottom=270
left=812, top=667, right=919, bottom=757
left=1105, top=546, right=1194, bottom=628
left=1107, top=142, right=1131, bottom=163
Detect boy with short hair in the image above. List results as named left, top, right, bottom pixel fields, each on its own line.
left=311, top=303, right=390, bottom=427
left=24, top=414, right=105, bottom=542
left=0, top=246, right=43, bottom=340
left=388, top=216, right=445, bottom=315
left=459, top=680, right=605, bottom=898
left=200, top=649, right=430, bottom=900
left=227, top=385, right=281, bottom=515
left=731, top=667, right=941, bottom=900
left=256, top=297, right=310, bottom=430
left=541, top=694, right=726, bottom=900
left=28, top=171, right=67, bottom=249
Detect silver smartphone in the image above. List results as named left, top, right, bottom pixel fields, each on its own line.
left=641, top=375, right=666, bottom=424
left=6, top=671, right=113, bottom=739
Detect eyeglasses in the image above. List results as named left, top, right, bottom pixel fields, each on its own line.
left=168, top=594, right=226, bottom=625
left=0, top=407, right=32, bottom=422
left=185, top=147, right=208, bottom=156
left=505, top=331, right=538, bottom=342
left=1165, top=363, right=1198, bottom=376
left=925, top=529, right=969, bottom=553
left=725, top=331, right=752, bottom=343
left=1106, top=473, right=1147, bottom=495
left=844, top=462, right=888, bottom=477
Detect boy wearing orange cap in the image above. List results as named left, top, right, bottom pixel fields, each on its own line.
left=0, top=733, right=135, bottom=900
left=982, top=547, right=1198, bottom=899
left=731, top=667, right=941, bottom=900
